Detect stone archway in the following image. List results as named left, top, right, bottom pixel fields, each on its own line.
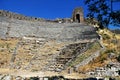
left=72, top=7, right=84, bottom=23
left=76, top=14, right=80, bottom=23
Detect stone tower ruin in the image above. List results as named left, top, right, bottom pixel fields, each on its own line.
left=72, top=7, right=84, bottom=23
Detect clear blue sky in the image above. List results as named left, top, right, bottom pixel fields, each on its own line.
left=0, top=0, right=87, bottom=19
left=0, top=0, right=119, bottom=20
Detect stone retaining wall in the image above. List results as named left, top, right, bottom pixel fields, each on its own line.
left=0, top=16, right=99, bottom=42
left=0, top=10, right=45, bottom=21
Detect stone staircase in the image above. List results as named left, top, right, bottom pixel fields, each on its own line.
left=44, top=42, right=93, bottom=72
left=10, top=36, right=95, bottom=72
left=75, top=41, right=105, bottom=71
left=18, top=37, right=64, bottom=71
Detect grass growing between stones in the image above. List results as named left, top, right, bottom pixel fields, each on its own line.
left=78, top=29, right=120, bottom=72
left=0, top=38, right=19, bottom=68
left=68, top=41, right=101, bottom=67
left=98, top=29, right=120, bottom=54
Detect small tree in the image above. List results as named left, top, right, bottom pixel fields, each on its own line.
left=84, top=0, right=120, bottom=29
left=110, top=10, right=120, bottom=26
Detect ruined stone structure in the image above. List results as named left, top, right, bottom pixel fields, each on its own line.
left=0, top=7, right=84, bottom=23
left=72, top=7, right=84, bottom=23
left=0, top=16, right=99, bottom=41
left=0, top=8, right=108, bottom=79
left=0, top=10, right=45, bottom=21
left=0, top=8, right=120, bottom=79
left=0, top=8, right=99, bottom=41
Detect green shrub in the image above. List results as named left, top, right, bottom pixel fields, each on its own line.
left=30, top=77, right=39, bottom=80
left=104, top=49, right=115, bottom=53
left=102, top=34, right=110, bottom=40
left=117, top=54, right=120, bottom=62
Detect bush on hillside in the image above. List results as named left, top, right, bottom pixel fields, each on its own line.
left=102, top=34, right=110, bottom=40
left=117, top=54, right=120, bottom=62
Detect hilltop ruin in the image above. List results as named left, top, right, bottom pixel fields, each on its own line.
left=0, top=7, right=84, bottom=23
left=0, top=7, right=103, bottom=79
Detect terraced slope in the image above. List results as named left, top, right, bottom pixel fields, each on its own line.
left=44, top=42, right=93, bottom=72
left=0, top=16, right=99, bottom=41
left=0, top=16, right=100, bottom=73
left=12, top=39, right=94, bottom=72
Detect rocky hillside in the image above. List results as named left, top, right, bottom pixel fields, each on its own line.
left=74, top=28, right=120, bottom=77
left=0, top=11, right=110, bottom=79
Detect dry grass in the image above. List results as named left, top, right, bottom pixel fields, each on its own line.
left=78, top=52, right=117, bottom=72
left=69, top=41, right=101, bottom=67
left=99, top=29, right=120, bottom=53
left=78, top=29, right=120, bottom=72
left=0, top=37, right=66, bottom=71
left=0, top=38, right=19, bottom=68
left=38, top=41, right=65, bottom=55
left=0, top=68, right=16, bottom=74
